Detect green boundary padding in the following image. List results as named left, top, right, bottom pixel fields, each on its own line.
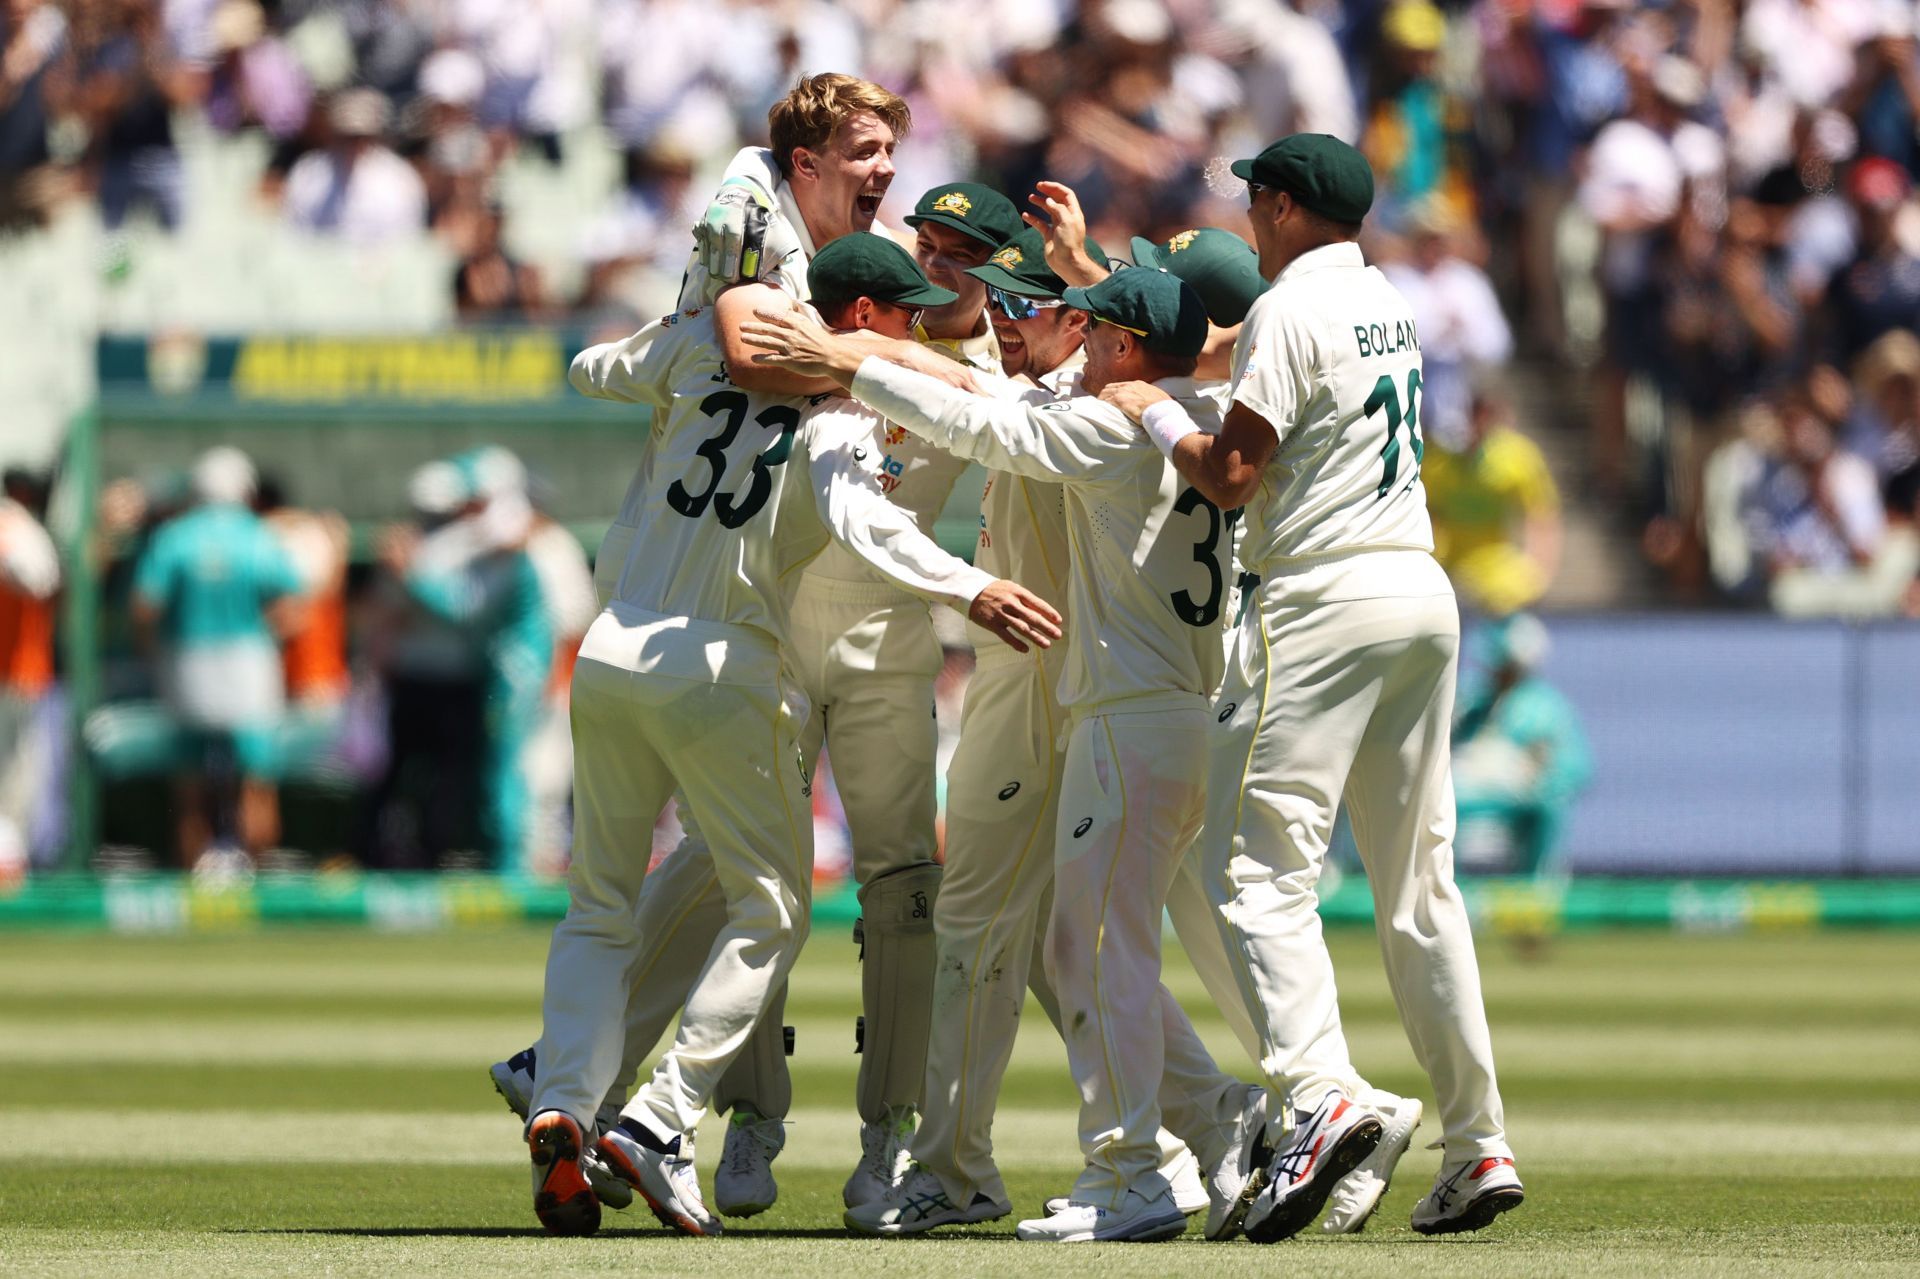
left=4, top=875, right=1919, bottom=934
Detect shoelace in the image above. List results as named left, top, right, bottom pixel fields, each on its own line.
left=725, top=1121, right=781, bottom=1177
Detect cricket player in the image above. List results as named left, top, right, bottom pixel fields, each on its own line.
left=494, top=178, right=1027, bottom=1219
left=1101, top=133, right=1521, bottom=1241
left=839, top=224, right=1259, bottom=1239
left=522, top=236, right=1060, bottom=1239
left=743, top=268, right=1265, bottom=1245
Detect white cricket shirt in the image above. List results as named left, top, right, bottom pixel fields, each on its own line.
left=568, top=309, right=991, bottom=684
left=1230, top=241, right=1435, bottom=576
left=852, top=358, right=1229, bottom=712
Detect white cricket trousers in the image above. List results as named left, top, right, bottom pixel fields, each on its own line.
left=530, top=649, right=812, bottom=1138
left=1203, top=551, right=1511, bottom=1160
left=1051, top=697, right=1239, bottom=1208
left=916, top=655, right=1261, bottom=1207
left=584, top=583, right=943, bottom=1116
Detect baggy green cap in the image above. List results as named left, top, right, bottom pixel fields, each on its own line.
left=807, top=234, right=959, bottom=309
left=964, top=225, right=1111, bottom=299
left=1127, top=228, right=1266, bottom=326
left=1061, top=268, right=1208, bottom=359
left=1230, top=133, right=1375, bottom=225
left=903, top=182, right=1021, bottom=249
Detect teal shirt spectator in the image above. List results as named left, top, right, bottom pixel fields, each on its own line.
left=131, top=503, right=301, bottom=646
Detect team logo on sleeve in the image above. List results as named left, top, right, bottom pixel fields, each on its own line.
left=933, top=191, right=974, bottom=217
left=988, top=245, right=1023, bottom=269
left=1167, top=229, right=1199, bottom=253
left=884, top=424, right=908, bottom=446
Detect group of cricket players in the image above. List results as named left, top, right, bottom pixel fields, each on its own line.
left=487, top=70, right=1524, bottom=1246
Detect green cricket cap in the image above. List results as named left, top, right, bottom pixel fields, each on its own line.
left=1061, top=268, right=1208, bottom=359
left=903, top=182, right=1021, bottom=249
left=1230, top=133, right=1375, bottom=225
left=807, top=234, right=958, bottom=309
left=964, top=226, right=1111, bottom=299
left=1127, top=228, right=1266, bottom=326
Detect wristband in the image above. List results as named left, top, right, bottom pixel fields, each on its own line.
left=1142, top=399, right=1200, bottom=460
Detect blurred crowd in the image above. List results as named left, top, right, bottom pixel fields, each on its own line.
left=58, top=443, right=591, bottom=879
left=7, top=0, right=1920, bottom=610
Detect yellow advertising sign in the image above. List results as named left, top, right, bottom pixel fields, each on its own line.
left=232, top=334, right=564, bottom=402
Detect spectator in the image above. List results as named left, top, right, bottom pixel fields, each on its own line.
left=1755, top=384, right=1920, bottom=615
left=1452, top=614, right=1592, bottom=880
left=1380, top=198, right=1513, bottom=445
left=1424, top=386, right=1564, bottom=616
left=0, top=0, right=68, bottom=227
left=1831, top=156, right=1920, bottom=361
left=201, top=0, right=308, bottom=142
left=452, top=200, right=549, bottom=320
left=0, top=467, right=59, bottom=881
left=282, top=87, right=426, bottom=246
left=67, top=0, right=197, bottom=231
left=129, top=447, right=301, bottom=876
left=256, top=475, right=349, bottom=780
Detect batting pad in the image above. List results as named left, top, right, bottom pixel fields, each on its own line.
left=854, top=860, right=942, bottom=1121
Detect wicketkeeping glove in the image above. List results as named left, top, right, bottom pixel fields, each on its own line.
left=696, top=176, right=776, bottom=288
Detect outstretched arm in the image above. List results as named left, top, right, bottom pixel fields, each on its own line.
left=1024, top=181, right=1110, bottom=288
left=743, top=307, right=1121, bottom=480
left=1100, top=381, right=1277, bottom=510
left=804, top=414, right=1062, bottom=652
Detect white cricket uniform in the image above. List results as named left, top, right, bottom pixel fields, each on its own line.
left=850, top=357, right=1249, bottom=1209
left=533, top=309, right=989, bottom=1138
left=1204, top=240, right=1511, bottom=1159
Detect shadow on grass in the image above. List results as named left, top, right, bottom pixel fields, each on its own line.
left=232, top=1226, right=908, bottom=1240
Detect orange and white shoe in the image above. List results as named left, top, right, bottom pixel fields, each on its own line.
left=1241, top=1091, right=1383, bottom=1244
left=597, top=1117, right=724, bottom=1237
left=1410, top=1155, right=1524, bottom=1235
left=527, top=1110, right=601, bottom=1236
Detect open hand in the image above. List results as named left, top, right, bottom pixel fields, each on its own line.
left=967, top=579, right=1064, bottom=653
left=1098, top=380, right=1174, bottom=424
left=740, top=307, right=854, bottom=382
left=1024, top=181, right=1108, bottom=287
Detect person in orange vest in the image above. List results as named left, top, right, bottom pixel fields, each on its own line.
left=0, top=468, right=60, bottom=883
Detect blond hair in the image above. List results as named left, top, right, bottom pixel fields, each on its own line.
left=767, top=73, right=911, bottom=179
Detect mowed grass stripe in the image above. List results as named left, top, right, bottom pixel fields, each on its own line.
left=14, top=1060, right=1919, bottom=1116
left=14, top=1105, right=1920, bottom=1176
left=12, top=1013, right=1913, bottom=1084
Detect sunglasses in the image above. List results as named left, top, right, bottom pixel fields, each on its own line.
left=1246, top=180, right=1270, bottom=206
left=987, top=286, right=1065, bottom=321
left=877, top=299, right=925, bottom=328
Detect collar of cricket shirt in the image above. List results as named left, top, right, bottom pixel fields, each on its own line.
left=1277, top=240, right=1365, bottom=283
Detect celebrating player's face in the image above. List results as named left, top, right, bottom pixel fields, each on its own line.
left=1079, top=319, right=1133, bottom=395
left=801, top=110, right=898, bottom=245
left=912, top=223, right=993, bottom=336
left=989, top=300, right=1084, bottom=380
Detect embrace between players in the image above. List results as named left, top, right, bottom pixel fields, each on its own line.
left=492, top=71, right=1522, bottom=1246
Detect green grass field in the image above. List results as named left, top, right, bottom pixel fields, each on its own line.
left=4, top=924, right=1918, bottom=1277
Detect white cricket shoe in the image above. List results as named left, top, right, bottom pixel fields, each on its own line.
left=1016, top=1188, right=1188, bottom=1243
left=596, top=1117, right=723, bottom=1237
left=843, top=1105, right=915, bottom=1209
left=527, top=1110, right=600, bottom=1236
left=845, top=1164, right=1011, bottom=1236
left=1204, top=1084, right=1272, bottom=1241
left=1322, top=1092, right=1424, bottom=1234
left=492, top=1049, right=631, bottom=1209
left=1410, top=1155, right=1524, bottom=1235
left=714, top=1108, right=785, bottom=1218
left=489, top=1049, right=536, bottom=1119
left=1242, top=1091, right=1383, bottom=1244
left=1044, top=1146, right=1207, bottom=1219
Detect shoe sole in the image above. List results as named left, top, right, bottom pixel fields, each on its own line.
left=1015, top=1209, right=1189, bottom=1243
left=1324, top=1101, right=1424, bottom=1235
left=596, top=1136, right=720, bottom=1237
left=719, top=1199, right=773, bottom=1219
left=1413, top=1186, right=1525, bottom=1236
left=1244, top=1117, right=1384, bottom=1244
left=528, top=1115, right=600, bottom=1236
